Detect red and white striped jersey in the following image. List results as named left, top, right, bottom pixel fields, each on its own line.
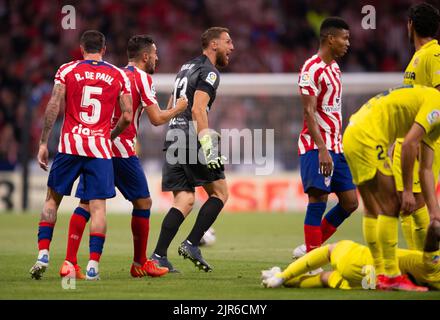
left=111, top=65, right=158, bottom=158
left=297, top=54, right=343, bottom=155
left=55, top=59, right=131, bottom=159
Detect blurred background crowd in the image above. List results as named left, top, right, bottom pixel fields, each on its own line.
left=0, top=0, right=438, bottom=171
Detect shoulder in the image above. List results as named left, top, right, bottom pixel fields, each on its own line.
left=56, top=60, right=81, bottom=73
left=300, top=55, right=325, bottom=73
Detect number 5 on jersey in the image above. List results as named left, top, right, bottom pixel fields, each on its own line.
left=81, top=85, right=102, bottom=124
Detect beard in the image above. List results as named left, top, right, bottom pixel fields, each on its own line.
left=146, top=62, right=155, bottom=74
left=215, top=50, right=228, bottom=68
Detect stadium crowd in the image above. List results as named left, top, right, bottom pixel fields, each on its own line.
left=0, top=0, right=433, bottom=170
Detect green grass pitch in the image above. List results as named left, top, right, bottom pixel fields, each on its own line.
left=0, top=212, right=439, bottom=300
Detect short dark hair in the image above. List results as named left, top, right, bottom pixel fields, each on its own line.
left=320, top=17, right=349, bottom=42
left=80, top=30, right=105, bottom=53
left=408, top=3, right=440, bottom=38
left=127, top=35, right=155, bottom=60
left=201, top=27, right=230, bottom=49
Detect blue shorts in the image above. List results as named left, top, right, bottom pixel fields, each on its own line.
left=77, top=156, right=150, bottom=201
left=300, top=150, right=356, bottom=194
left=48, top=153, right=115, bottom=200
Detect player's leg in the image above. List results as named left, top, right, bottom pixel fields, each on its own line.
left=80, top=157, right=115, bottom=280
left=151, top=190, right=195, bottom=272
left=321, top=153, right=358, bottom=243
left=262, top=244, right=333, bottom=288
left=358, top=183, right=385, bottom=276
left=30, top=153, right=82, bottom=279
left=178, top=178, right=228, bottom=272
left=60, top=198, right=89, bottom=279
left=298, top=150, right=331, bottom=253
left=30, top=187, right=63, bottom=279
left=130, top=197, right=168, bottom=277
left=86, top=199, right=106, bottom=280
left=411, top=195, right=430, bottom=251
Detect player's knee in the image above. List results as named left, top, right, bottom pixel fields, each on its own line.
left=342, top=198, right=359, bottom=214
left=40, top=207, right=57, bottom=224
left=132, top=197, right=152, bottom=210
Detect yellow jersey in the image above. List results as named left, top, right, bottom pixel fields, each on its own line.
left=397, top=248, right=440, bottom=290
left=348, top=85, right=440, bottom=149
left=403, top=39, right=440, bottom=88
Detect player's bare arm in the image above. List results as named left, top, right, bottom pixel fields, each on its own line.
left=145, top=96, right=187, bottom=126
left=301, top=94, right=333, bottom=177
left=192, top=90, right=211, bottom=135
left=111, top=93, right=133, bottom=140
left=38, top=83, right=66, bottom=171
left=401, top=123, right=426, bottom=214
left=420, top=142, right=440, bottom=224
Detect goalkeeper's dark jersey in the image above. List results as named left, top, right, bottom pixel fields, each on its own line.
left=164, top=54, right=220, bottom=150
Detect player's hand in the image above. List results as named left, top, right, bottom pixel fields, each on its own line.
left=401, top=190, right=416, bottom=215
left=38, top=143, right=49, bottom=171
left=175, top=96, right=188, bottom=113
left=318, top=148, right=333, bottom=177
left=200, top=133, right=225, bottom=171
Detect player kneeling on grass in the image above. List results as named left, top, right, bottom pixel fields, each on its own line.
left=262, top=221, right=439, bottom=291
left=59, top=35, right=188, bottom=280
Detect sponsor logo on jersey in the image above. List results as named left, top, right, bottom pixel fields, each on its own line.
left=427, top=110, right=440, bottom=124
left=404, top=71, right=416, bottom=80
left=205, top=72, right=217, bottom=86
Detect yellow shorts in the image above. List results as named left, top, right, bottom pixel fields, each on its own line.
left=330, top=240, right=374, bottom=289
left=392, top=139, right=440, bottom=192
left=343, top=124, right=393, bottom=185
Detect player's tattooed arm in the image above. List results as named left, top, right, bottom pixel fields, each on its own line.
left=111, top=93, right=133, bottom=140
left=40, top=84, right=65, bottom=145
left=37, top=84, right=65, bottom=171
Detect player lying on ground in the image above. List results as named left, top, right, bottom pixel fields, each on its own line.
left=59, top=34, right=187, bottom=280
left=262, top=221, right=439, bottom=291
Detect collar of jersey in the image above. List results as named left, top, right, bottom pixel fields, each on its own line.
left=420, top=39, right=438, bottom=51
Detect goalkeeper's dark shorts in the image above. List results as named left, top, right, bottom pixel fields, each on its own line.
left=161, top=148, right=225, bottom=192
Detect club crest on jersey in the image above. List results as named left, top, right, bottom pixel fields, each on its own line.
left=427, top=110, right=440, bottom=124
left=413, top=57, right=419, bottom=66
left=205, top=72, right=217, bottom=86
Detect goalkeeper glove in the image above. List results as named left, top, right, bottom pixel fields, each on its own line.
left=200, top=133, right=225, bottom=171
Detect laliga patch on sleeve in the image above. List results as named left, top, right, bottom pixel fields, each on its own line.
left=427, top=110, right=440, bottom=124
left=205, top=72, right=217, bottom=86
left=299, top=72, right=311, bottom=86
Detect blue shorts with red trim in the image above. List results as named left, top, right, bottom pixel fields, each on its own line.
left=300, top=150, right=356, bottom=194
left=48, top=153, right=115, bottom=200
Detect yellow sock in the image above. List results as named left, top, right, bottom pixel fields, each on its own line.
left=412, top=206, right=430, bottom=251
left=363, top=216, right=385, bottom=275
left=377, top=215, right=400, bottom=277
left=400, top=213, right=416, bottom=250
left=284, top=274, right=324, bottom=288
left=281, top=245, right=330, bottom=280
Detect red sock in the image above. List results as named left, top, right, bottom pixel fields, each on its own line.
left=131, top=216, right=150, bottom=265
left=38, top=222, right=55, bottom=250
left=321, top=218, right=337, bottom=243
left=304, top=224, right=322, bottom=252
left=65, top=210, right=89, bottom=265
left=90, top=233, right=105, bottom=262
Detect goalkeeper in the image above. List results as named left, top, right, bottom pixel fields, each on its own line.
left=150, top=27, right=234, bottom=273
left=261, top=220, right=440, bottom=291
